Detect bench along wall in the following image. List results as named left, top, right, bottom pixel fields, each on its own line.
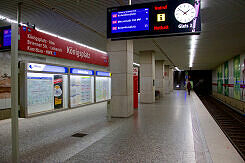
left=212, top=54, right=245, bottom=113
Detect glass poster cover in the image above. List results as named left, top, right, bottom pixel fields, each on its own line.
left=96, top=77, right=111, bottom=102
left=70, top=75, right=94, bottom=107
left=27, top=73, right=53, bottom=114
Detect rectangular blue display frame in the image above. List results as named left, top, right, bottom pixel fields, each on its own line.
left=111, top=8, right=149, bottom=33
left=0, top=26, right=11, bottom=50
left=70, top=68, right=94, bottom=75
left=96, top=71, right=111, bottom=77
left=3, top=29, right=11, bottom=47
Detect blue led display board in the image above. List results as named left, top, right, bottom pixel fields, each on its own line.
left=96, top=71, right=111, bottom=77
left=70, top=68, right=94, bottom=75
left=111, top=8, right=149, bottom=33
left=27, top=63, right=68, bottom=73
left=107, top=0, right=201, bottom=40
left=3, top=29, right=11, bottom=47
left=0, top=26, right=11, bottom=50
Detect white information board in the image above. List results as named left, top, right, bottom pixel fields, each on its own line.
left=96, top=77, right=111, bottom=102
left=27, top=73, right=53, bottom=114
left=70, top=75, right=94, bottom=107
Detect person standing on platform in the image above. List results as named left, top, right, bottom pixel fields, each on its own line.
left=187, top=81, right=191, bottom=95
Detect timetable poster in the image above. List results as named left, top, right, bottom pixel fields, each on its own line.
left=54, top=75, right=63, bottom=109
left=70, top=76, right=94, bottom=107
left=27, top=76, right=53, bottom=108
left=96, top=77, right=111, bottom=102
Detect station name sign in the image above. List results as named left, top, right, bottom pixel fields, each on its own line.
left=19, top=26, right=109, bottom=67
left=107, top=0, right=201, bottom=40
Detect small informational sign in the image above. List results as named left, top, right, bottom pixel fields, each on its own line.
left=54, top=75, right=63, bottom=109
left=185, top=71, right=188, bottom=79
left=107, top=0, right=201, bottom=40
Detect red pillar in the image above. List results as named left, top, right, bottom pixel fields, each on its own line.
left=133, top=67, right=138, bottom=109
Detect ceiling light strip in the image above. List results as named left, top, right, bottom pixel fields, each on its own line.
left=189, top=35, right=198, bottom=67
left=133, top=62, right=140, bottom=67
left=175, top=66, right=181, bottom=71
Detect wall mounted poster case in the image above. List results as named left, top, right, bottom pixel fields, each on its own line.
left=107, top=0, right=201, bottom=40
left=54, top=75, right=63, bottom=109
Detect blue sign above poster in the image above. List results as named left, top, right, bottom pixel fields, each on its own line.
left=96, top=71, right=111, bottom=77
left=27, top=63, right=68, bottom=73
left=70, top=68, right=94, bottom=75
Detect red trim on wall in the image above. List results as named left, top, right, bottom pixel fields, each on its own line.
left=212, top=83, right=245, bottom=88
left=223, top=84, right=234, bottom=87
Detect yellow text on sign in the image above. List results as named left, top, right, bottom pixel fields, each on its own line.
left=157, top=14, right=165, bottom=22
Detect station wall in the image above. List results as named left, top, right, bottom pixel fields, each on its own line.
left=0, top=50, right=108, bottom=120
left=0, top=51, right=11, bottom=118
left=212, top=54, right=245, bottom=113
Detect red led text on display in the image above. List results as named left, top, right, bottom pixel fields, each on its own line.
left=154, top=25, right=169, bottom=31
left=154, top=5, right=168, bottom=10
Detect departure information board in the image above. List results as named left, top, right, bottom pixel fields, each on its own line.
left=107, top=0, right=201, bottom=40
left=0, top=26, right=11, bottom=50
left=111, top=8, right=149, bottom=33
left=3, top=29, right=11, bottom=46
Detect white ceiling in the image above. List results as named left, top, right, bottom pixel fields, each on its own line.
left=1, top=0, right=245, bottom=70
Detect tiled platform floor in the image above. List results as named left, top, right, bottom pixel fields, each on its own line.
left=0, top=91, right=243, bottom=162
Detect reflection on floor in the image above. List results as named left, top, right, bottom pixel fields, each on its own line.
left=0, top=91, right=243, bottom=162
